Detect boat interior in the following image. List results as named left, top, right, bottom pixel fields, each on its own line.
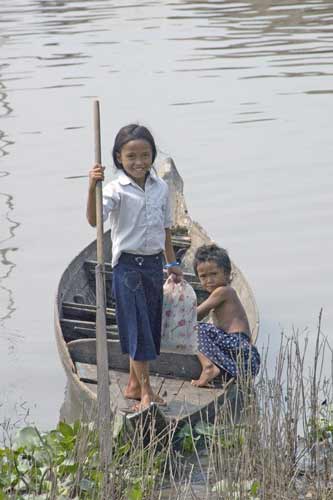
left=57, top=229, right=235, bottom=423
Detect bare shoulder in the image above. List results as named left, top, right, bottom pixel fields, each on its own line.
left=210, top=285, right=239, bottom=306
left=210, top=286, right=230, bottom=301
left=214, top=285, right=233, bottom=296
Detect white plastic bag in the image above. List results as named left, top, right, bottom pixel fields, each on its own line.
left=161, top=277, right=198, bottom=354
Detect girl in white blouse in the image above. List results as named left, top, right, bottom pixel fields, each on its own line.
left=87, top=124, right=182, bottom=411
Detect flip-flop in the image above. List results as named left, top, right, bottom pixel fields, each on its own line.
left=131, top=398, right=167, bottom=413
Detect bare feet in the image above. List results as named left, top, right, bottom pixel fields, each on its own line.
left=124, top=384, right=141, bottom=401
left=191, top=364, right=220, bottom=387
left=132, top=392, right=166, bottom=412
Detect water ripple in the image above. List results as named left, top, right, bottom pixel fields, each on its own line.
left=0, top=73, right=20, bottom=347
left=166, top=0, right=333, bottom=85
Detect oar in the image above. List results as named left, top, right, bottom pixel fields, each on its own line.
left=93, top=99, right=112, bottom=482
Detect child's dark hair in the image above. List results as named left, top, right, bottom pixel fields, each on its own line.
left=193, top=244, right=232, bottom=276
left=112, top=124, right=157, bottom=169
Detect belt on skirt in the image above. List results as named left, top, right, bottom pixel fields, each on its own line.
left=119, top=251, right=163, bottom=267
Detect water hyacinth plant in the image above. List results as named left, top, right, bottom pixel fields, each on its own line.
left=0, top=417, right=168, bottom=499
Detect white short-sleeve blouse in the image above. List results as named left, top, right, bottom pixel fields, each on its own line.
left=103, top=168, right=173, bottom=267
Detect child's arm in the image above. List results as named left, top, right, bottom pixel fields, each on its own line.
left=197, top=287, right=227, bottom=321
left=87, top=164, right=105, bottom=226
left=165, top=229, right=183, bottom=282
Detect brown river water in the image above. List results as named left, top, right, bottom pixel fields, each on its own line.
left=0, top=0, right=332, bottom=430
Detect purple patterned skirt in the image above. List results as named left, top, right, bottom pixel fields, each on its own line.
left=198, top=322, right=260, bottom=379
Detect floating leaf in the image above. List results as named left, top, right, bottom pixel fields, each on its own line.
left=58, top=422, right=74, bottom=439
left=113, top=414, right=125, bottom=439
left=80, top=478, right=94, bottom=492
left=13, top=426, right=41, bottom=450
left=177, top=423, right=192, bottom=438
left=58, top=458, right=78, bottom=474
left=194, top=421, right=215, bottom=437
left=34, top=448, right=51, bottom=465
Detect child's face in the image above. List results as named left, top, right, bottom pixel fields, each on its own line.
left=116, top=139, right=153, bottom=184
left=196, top=260, right=229, bottom=292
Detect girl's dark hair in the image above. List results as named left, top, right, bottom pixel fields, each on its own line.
left=193, top=244, right=232, bottom=276
left=112, top=124, right=157, bottom=169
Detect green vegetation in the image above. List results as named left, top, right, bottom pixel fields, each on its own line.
left=0, top=419, right=167, bottom=499
left=1, top=315, right=332, bottom=499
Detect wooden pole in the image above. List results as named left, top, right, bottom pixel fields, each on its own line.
left=93, top=100, right=112, bottom=490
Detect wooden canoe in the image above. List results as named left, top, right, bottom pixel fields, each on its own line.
left=55, top=158, right=259, bottom=432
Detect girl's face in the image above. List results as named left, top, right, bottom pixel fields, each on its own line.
left=116, top=139, right=153, bottom=186
left=196, top=260, right=229, bottom=292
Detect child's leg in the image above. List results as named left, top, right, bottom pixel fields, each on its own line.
left=124, top=359, right=141, bottom=400
left=131, top=359, right=166, bottom=411
left=191, top=352, right=220, bottom=387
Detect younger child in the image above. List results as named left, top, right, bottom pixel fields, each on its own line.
left=86, top=124, right=182, bottom=411
left=191, top=244, right=260, bottom=387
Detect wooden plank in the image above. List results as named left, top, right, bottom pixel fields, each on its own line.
left=62, top=302, right=116, bottom=323
left=76, top=362, right=229, bottom=425
left=76, top=364, right=185, bottom=400
left=162, top=379, right=234, bottom=425
left=67, top=339, right=202, bottom=379
left=76, top=362, right=99, bottom=384
left=68, top=338, right=125, bottom=367
left=171, top=235, right=191, bottom=248
left=60, top=318, right=119, bottom=342
left=63, top=302, right=116, bottom=315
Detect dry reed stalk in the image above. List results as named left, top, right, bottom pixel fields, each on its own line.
left=177, top=321, right=332, bottom=499
left=3, top=322, right=332, bottom=499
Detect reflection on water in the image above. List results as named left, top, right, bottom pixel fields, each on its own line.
left=0, top=78, right=19, bottom=340
left=0, top=0, right=332, bottom=428
left=0, top=247, right=17, bottom=325
left=170, top=0, right=333, bottom=113
left=0, top=63, right=22, bottom=430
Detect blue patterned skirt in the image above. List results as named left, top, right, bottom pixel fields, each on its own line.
left=112, top=252, right=163, bottom=361
left=198, top=322, right=260, bottom=379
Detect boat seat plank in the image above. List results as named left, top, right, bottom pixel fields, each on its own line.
left=62, top=302, right=117, bottom=323
left=60, top=318, right=119, bottom=342
left=170, top=235, right=192, bottom=249
left=67, top=338, right=202, bottom=380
